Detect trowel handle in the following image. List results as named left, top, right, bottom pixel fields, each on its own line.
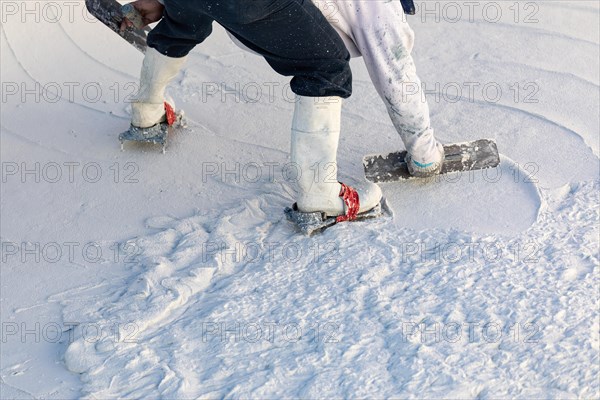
left=121, top=3, right=145, bottom=29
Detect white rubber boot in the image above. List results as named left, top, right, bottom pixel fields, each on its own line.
left=131, top=48, right=187, bottom=128
left=404, top=132, right=445, bottom=177
left=291, top=96, right=382, bottom=218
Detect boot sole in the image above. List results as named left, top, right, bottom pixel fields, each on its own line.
left=284, top=198, right=391, bottom=236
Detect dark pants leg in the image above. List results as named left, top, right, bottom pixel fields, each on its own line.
left=146, top=0, right=351, bottom=98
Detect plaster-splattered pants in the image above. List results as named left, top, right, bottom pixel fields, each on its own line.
left=229, top=0, right=440, bottom=162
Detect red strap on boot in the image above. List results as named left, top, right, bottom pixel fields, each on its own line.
left=164, top=102, right=176, bottom=125
left=336, top=183, right=360, bottom=222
